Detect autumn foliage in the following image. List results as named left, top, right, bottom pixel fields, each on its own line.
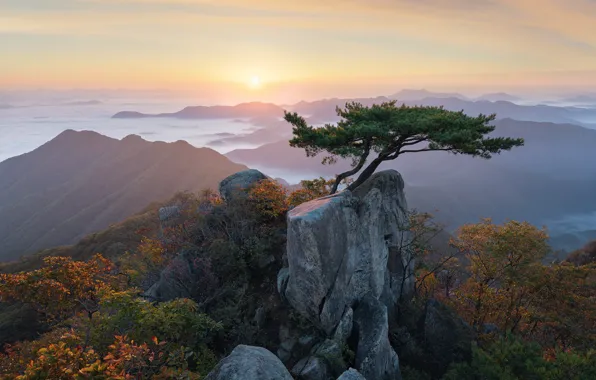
left=1, top=181, right=595, bottom=379
left=411, top=217, right=596, bottom=364
left=0, top=254, right=116, bottom=322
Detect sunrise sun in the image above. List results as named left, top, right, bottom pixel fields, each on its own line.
left=249, top=76, right=261, bottom=89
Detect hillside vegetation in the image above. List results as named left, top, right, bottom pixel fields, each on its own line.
left=0, top=103, right=594, bottom=379
left=0, top=130, right=246, bottom=261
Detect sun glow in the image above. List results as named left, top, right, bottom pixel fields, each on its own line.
left=249, top=76, right=261, bottom=89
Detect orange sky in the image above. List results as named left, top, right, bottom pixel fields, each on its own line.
left=1, top=0, right=595, bottom=96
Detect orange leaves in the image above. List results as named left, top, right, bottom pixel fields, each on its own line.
left=4, top=331, right=199, bottom=380
left=442, top=218, right=596, bottom=351
left=247, top=179, right=289, bottom=219
left=0, top=254, right=117, bottom=322
left=137, top=237, right=167, bottom=266
left=287, top=188, right=317, bottom=208
left=445, top=219, right=552, bottom=334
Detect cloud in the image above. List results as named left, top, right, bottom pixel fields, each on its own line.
left=1, top=0, right=595, bottom=88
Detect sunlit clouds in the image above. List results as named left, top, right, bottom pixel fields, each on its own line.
left=1, top=0, right=595, bottom=96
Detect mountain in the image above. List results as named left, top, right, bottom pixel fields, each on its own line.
left=476, top=92, right=521, bottom=102
left=110, top=96, right=596, bottom=127
left=112, top=102, right=284, bottom=119
left=0, top=130, right=246, bottom=261
left=286, top=96, right=596, bottom=126
left=389, top=89, right=468, bottom=100
left=62, top=100, right=103, bottom=106
left=561, top=94, right=596, bottom=104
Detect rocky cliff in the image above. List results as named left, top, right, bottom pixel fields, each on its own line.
left=281, top=170, right=413, bottom=334
left=204, top=169, right=412, bottom=380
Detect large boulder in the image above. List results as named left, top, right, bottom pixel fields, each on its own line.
left=205, top=345, right=293, bottom=380
left=337, top=368, right=367, bottom=380
left=158, top=205, right=180, bottom=222
left=218, top=169, right=268, bottom=202
left=144, top=249, right=216, bottom=302
left=353, top=296, right=401, bottom=380
left=283, top=170, right=412, bottom=334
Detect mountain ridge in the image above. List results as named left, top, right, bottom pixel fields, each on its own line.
left=0, top=130, right=247, bottom=261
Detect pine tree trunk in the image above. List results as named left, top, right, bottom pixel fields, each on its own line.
left=346, top=157, right=385, bottom=191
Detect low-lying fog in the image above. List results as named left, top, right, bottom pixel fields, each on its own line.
left=2, top=91, right=596, bottom=253
left=0, top=99, right=264, bottom=162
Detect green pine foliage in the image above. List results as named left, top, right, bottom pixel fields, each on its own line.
left=284, top=101, right=524, bottom=192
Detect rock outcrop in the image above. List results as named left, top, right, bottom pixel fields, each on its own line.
left=158, top=205, right=180, bottom=222
left=144, top=249, right=198, bottom=301
left=218, top=169, right=267, bottom=202
left=353, top=296, right=401, bottom=380
left=205, top=345, right=293, bottom=380
left=281, top=170, right=412, bottom=334
left=146, top=169, right=270, bottom=302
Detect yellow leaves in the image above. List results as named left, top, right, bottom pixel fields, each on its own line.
left=137, top=237, right=167, bottom=266
left=247, top=179, right=289, bottom=219
left=451, top=219, right=550, bottom=285
left=0, top=254, right=117, bottom=322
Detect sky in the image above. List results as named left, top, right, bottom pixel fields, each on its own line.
left=1, top=0, right=596, bottom=100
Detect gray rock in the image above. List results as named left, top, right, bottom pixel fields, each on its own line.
left=277, top=347, right=292, bottom=363
left=292, top=356, right=331, bottom=380
left=333, top=307, right=354, bottom=343
left=279, top=325, right=298, bottom=353
left=277, top=268, right=290, bottom=301
left=158, top=205, right=180, bottom=222
left=299, top=335, right=317, bottom=347
left=312, top=339, right=346, bottom=375
left=353, top=296, right=401, bottom=380
left=337, top=368, right=367, bottom=380
left=144, top=251, right=195, bottom=301
left=218, top=169, right=268, bottom=202
left=284, top=170, right=412, bottom=334
left=206, top=345, right=293, bottom=380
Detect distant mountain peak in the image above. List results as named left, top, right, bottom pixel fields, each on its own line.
left=476, top=92, right=521, bottom=102
left=112, top=102, right=284, bottom=120
left=0, top=130, right=247, bottom=261
left=389, top=89, right=467, bottom=101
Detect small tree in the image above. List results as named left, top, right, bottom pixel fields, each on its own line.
left=284, top=101, right=524, bottom=193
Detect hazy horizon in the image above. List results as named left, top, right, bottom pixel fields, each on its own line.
left=2, top=0, right=596, bottom=103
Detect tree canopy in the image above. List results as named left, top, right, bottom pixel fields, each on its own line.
left=284, top=100, right=525, bottom=193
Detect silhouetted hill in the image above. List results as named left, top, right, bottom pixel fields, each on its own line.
left=112, top=102, right=284, bottom=119
left=62, top=100, right=103, bottom=106
left=111, top=96, right=596, bottom=127
left=389, top=89, right=467, bottom=100
left=0, top=130, right=246, bottom=261
left=476, top=93, right=521, bottom=102
left=287, top=97, right=596, bottom=125
left=561, top=94, right=596, bottom=104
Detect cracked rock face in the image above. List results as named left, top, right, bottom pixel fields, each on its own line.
left=353, top=296, right=401, bottom=380
left=283, top=170, right=413, bottom=335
